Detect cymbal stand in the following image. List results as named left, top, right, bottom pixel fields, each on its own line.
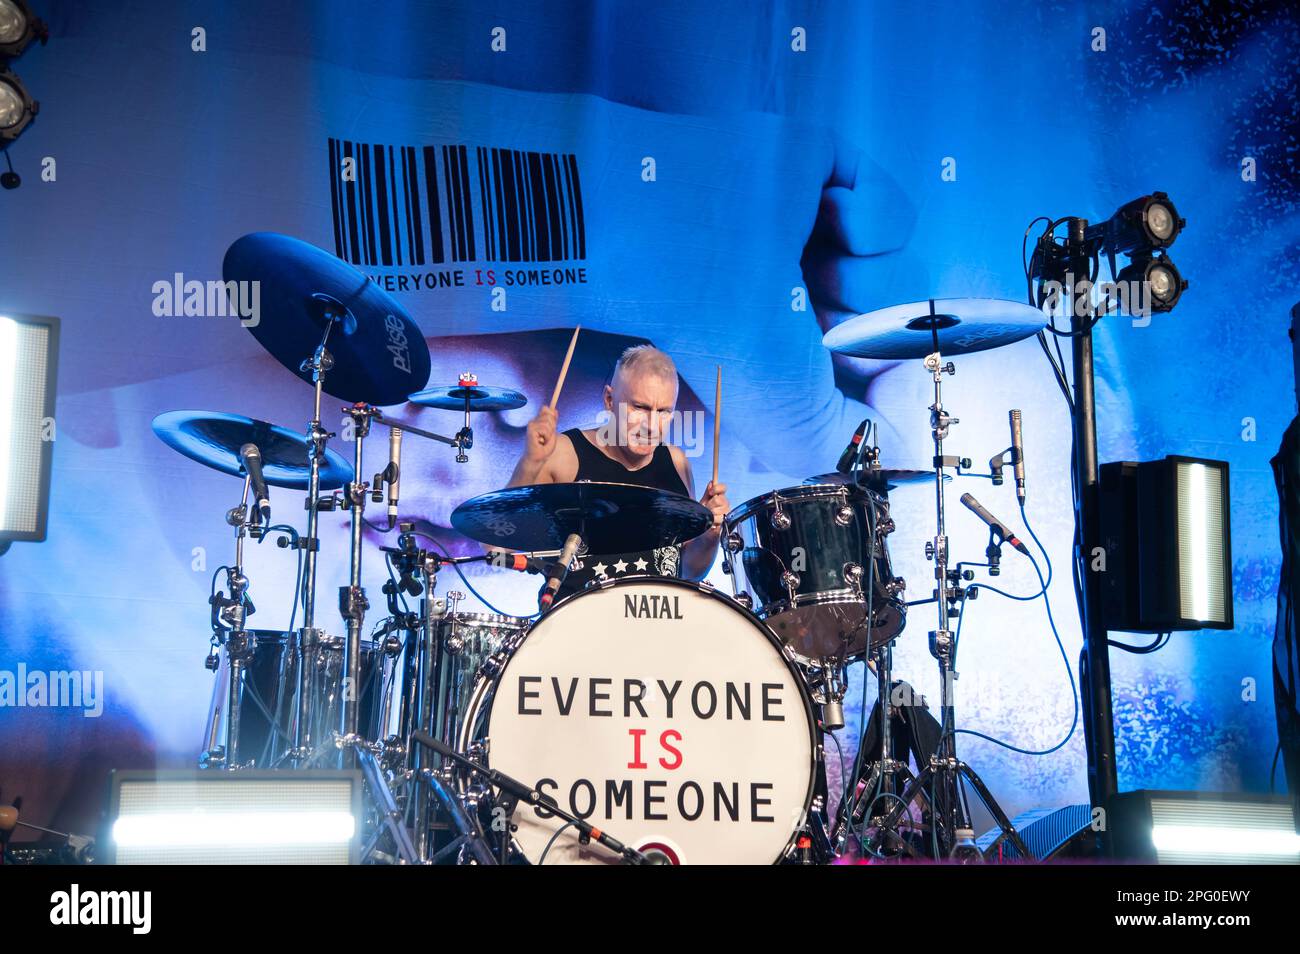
left=202, top=474, right=260, bottom=769
left=337, top=402, right=379, bottom=761
left=288, top=316, right=337, bottom=762
left=871, top=326, right=1028, bottom=859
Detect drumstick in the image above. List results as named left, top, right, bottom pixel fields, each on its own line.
left=711, top=365, right=721, bottom=488
left=549, top=326, right=581, bottom=409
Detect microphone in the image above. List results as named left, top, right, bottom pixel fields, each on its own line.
left=239, top=443, right=271, bottom=522
left=539, top=533, right=582, bottom=610
left=387, top=426, right=402, bottom=523
left=836, top=419, right=871, bottom=474
left=1009, top=409, right=1026, bottom=505
left=960, top=493, right=1030, bottom=556
left=487, top=550, right=550, bottom=574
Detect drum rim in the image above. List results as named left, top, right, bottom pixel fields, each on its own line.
left=458, top=574, right=821, bottom=865
left=724, top=482, right=886, bottom=526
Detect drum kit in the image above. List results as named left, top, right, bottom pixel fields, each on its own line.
left=156, top=232, right=1051, bottom=864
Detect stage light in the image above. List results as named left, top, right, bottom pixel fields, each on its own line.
left=1116, top=252, right=1187, bottom=313
left=1109, top=791, right=1300, bottom=864
left=1087, top=191, right=1185, bottom=255
left=0, top=67, right=36, bottom=144
left=107, top=770, right=362, bottom=865
left=1099, top=456, right=1232, bottom=633
left=0, top=0, right=47, bottom=61
left=0, top=312, right=58, bottom=552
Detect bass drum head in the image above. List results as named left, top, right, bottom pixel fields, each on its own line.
left=474, top=577, right=816, bottom=865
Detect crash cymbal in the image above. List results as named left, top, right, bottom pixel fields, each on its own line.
left=408, top=385, right=528, bottom=412
left=152, top=410, right=354, bottom=490
left=822, top=298, right=1046, bottom=359
left=223, top=232, right=431, bottom=406
left=805, top=469, right=949, bottom=491
left=451, top=481, right=712, bottom=553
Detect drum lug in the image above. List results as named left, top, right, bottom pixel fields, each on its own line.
left=834, top=505, right=854, bottom=527
left=724, top=531, right=744, bottom=553
left=733, top=592, right=753, bottom=610
left=771, top=509, right=791, bottom=531
left=780, top=570, right=800, bottom=596
left=842, top=562, right=864, bottom=597
left=886, top=577, right=907, bottom=597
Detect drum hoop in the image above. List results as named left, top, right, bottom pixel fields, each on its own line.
left=458, top=574, right=821, bottom=865
left=725, top=482, right=887, bottom=526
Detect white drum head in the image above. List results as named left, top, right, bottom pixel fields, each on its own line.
left=482, top=578, right=816, bottom=865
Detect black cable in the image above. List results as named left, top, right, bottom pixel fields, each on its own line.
left=538, top=821, right=578, bottom=864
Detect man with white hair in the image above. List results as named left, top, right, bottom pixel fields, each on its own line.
left=507, top=344, right=729, bottom=594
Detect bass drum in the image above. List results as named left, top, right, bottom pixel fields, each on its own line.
left=459, top=577, right=818, bottom=865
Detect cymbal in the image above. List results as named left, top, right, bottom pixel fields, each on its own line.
left=408, top=385, right=528, bottom=412
left=822, top=298, right=1046, bottom=359
left=451, top=481, right=712, bottom=553
left=152, top=410, right=354, bottom=490
left=805, top=469, right=949, bottom=491
left=223, top=232, right=431, bottom=406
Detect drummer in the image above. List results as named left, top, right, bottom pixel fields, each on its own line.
left=507, top=344, right=729, bottom=594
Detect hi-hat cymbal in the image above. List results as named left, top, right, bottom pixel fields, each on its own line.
left=451, top=482, right=712, bottom=554
left=152, top=410, right=354, bottom=490
left=408, top=385, right=528, bottom=412
left=823, top=298, right=1046, bottom=359
left=223, top=232, right=431, bottom=406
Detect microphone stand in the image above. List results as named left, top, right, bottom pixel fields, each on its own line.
left=411, top=731, right=652, bottom=865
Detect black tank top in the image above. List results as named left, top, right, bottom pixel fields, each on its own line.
left=555, top=428, right=691, bottom=597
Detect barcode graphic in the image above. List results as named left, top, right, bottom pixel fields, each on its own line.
left=328, top=139, right=586, bottom=267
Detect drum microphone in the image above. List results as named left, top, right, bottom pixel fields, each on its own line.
left=1009, top=409, right=1026, bottom=505
left=539, top=533, right=583, bottom=610
left=411, top=731, right=651, bottom=865
left=239, top=443, right=271, bottom=522
left=959, top=493, right=1030, bottom=556
left=487, top=550, right=549, bottom=574
left=836, top=418, right=871, bottom=474
left=387, top=426, right=402, bottom=523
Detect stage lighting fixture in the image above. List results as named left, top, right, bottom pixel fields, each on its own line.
left=106, top=770, right=362, bottom=865
left=0, top=0, right=47, bottom=61
left=1099, top=456, right=1232, bottom=633
left=0, top=67, right=36, bottom=144
left=0, top=312, right=58, bottom=551
left=1086, top=191, right=1185, bottom=255
left=1116, top=251, right=1187, bottom=313
left=1109, top=790, right=1300, bottom=864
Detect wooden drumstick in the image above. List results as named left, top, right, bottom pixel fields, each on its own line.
left=549, top=326, right=581, bottom=409
left=712, top=365, right=721, bottom=488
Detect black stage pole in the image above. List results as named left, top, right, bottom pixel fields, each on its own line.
left=1063, top=218, right=1119, bottom=846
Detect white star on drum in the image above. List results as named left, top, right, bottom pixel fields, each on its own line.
left=613, top=559, right=629, bottom=574
left=633, top=558, right=648, bottom=571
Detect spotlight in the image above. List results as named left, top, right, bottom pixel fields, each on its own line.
left=1087, top=191, right=1185, bottom=255
left=0, top=0, right=47, bottom=62
left=1109, top=790, right=1300, bottom=864
left=0, top=312, right=59, bottom=551
left=1116, top=251, right=1188, bottom=313
left=1099, top=456, right=1233, bottom=632
left=0, top=66, right=37, bottom=145
left=107, top=770, right=362, bottom=865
